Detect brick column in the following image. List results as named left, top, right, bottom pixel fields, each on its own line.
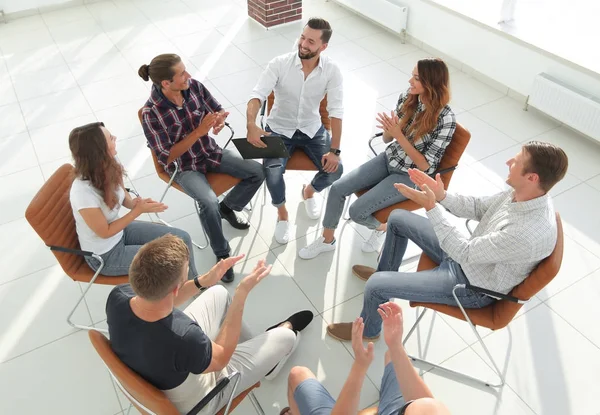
left=248, top=0, right=302, bottom=28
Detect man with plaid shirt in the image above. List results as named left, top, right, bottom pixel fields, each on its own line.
left=139, top=54, right=264, bottom=283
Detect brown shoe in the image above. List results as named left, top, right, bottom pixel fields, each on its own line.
left=326, top=322, right=380, bottom=342
left=352, top=264, right=376, bottom=281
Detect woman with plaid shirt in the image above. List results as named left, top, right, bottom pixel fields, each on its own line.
left=299, top=58, right=456, bottom=260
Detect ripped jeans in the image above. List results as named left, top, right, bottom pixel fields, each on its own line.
left=263, top=125, right=343, bottom=207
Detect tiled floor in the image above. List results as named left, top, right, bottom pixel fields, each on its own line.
left=1, top=0, right=600, bottom=414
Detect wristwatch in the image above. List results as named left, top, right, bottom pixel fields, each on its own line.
left=329, top=147, right=341, bottom=156
left=193, top=276, right=203, bottom=290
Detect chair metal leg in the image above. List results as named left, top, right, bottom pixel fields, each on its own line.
left=222, top=371, right=241, bottom=415
left=248, top=391, right=265, bottom=415
left=153, top=209, right=208, bottom=250
left=402, top=289, right=505, bottom=387
left=67, top=255, right=108, bottom=333
left=342, top=196, right=352, bottom=221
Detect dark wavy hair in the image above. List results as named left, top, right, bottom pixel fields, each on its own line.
left=399, top=58, right=450, bottom=142
left=69, top=122, right=124, bottom=209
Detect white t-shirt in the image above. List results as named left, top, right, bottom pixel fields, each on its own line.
left=70, top=178, right=125, bottom=255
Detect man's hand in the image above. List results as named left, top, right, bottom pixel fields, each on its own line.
left=321, top=152, right=340, bottom=173
left=394, top=182, right=437, bottom=211
left=351, top=317, right=375, bottom=370
left=198, top=254, right=245, bottom=287
left=212, top=111, right=230, bottom=135
left=377, top=302, right=404, bottom=349
left=247, top=124, right=269, bottom=148
left=407, top=168, right=446, bottom=201
left=237, top=259, right=272, bottom=294
left=376, top=110, right=405, bottom=141
left=196, top=113, right=219, bottom=137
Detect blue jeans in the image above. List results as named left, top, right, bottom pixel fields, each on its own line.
left=174, top=149, right=264, bottom=257
left=263, top=125, right=343, bottom=207
left=85, top=221, right=198, bottom=278
left=323, top=152, right=413, bottom=230
left=293, top=363, right=404, bottom=415
left=361, top=209, right=496, bottom=338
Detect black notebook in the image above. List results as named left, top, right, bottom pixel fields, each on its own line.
left=232, top=136, right=290, bottom=159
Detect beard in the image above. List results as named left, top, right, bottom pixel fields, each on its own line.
left=298, top=46, right=318, bottom=60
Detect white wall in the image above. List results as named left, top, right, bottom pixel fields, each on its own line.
left=338, top=0, right=600, bottom=99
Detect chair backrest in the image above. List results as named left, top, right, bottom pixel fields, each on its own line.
left=267, top=92, right=331, bottom=131
left=413, top=213, right=564, bottom=330
left=25, top=164, right=128, bottom=285
left=438, top=122, right=471, bottom=189
left=88, top=330, right=180, bottom=415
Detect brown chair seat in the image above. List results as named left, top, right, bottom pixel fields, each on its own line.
left=410, top=213, right=564, bottom=331
left=88, top=330, right=259, bottom=415
left=25, top=164, right=128, bottom=285
left=354, top=122, right=471, bottom=224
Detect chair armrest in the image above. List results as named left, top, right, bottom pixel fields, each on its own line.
left=222, top=122, right=235, bottom=150
left=260, top=99, right=267, bottom=130
left=124, top=188, right=139, bottom=197
left=466, top=283, right=526, bottom=304
left=49, top=245, right=94, bottom=257
left=367, top=132, right=384, bottom=156
left=434, top=165, right=457, bottom=176
left=186, top=371, right=239, bottom=415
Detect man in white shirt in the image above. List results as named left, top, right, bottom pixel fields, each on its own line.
left=246, top=18, right=344, bottom=244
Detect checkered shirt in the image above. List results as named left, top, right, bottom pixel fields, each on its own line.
left=384, top=90, right=456, bottom=174
left=141, top=79, right=223, bottom=174
left=427, top=190, right=558, bottom=294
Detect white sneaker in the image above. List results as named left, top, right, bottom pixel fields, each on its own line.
left=274, top=220, right=289, bottom=244
left=362, top=230, right=386, bottom=253
left=298, top=236, right=336, bottom=259
left=302, top=185, right=320, bottom=219
left=265, top=331, right=301, bottom=381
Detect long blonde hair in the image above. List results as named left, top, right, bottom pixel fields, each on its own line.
left=399, top=58, right=450, bottom=141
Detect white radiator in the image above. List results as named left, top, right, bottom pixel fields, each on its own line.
left=333, top=0, right=408, bottom=37
left=528, top=73, right=600, bottom=142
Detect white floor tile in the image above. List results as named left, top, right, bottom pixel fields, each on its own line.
left=120, top=39, right=186, bottom=70
left=354, top=31, right=418, bottom=61
left=237, top=35, right=296, bottom=65
left=0, top=27, right=55, bottom=55
left=0, top=77, right=18, bottom=108
left=185, top=0, right=247, bottom=28
left=324, top=42, right=381, bottom=72
left=450, top=72, right=506, bottom=111
left=29, top=114, right=98, bottom=164
left=11, top=64, right=78, bottom=101
left=115, top=135, right=156, bottom=180
left=587, top=174, right=600, bottom=192
left=470, top=97, right=560, bottom=142
left=39, top=156, right=74, bottom=181
left=210, top=67, right=265, bottom=106
left=57, top=32, right=119, bottom=63
left=471, top=303, right=600, bottom=415
left=422, top=348, right=536, bottom=415
left=20, top=88, right=94, bottom=130
left=553, top=183, right=600, bottom=258
left=387, top=49, right=459, bottom=76
left=189, top=44, right=259, bottom=80
left=88, top=0, right=150, bottom=31
left=42, top=5, right=94, bottom=27
left=546, top=268, right=600, bottom=349
left=49, top=17, right=104, bottom=43
left=81, top=74, right=149, bottom=112
left=350, top=61, right=410, bottom=99
left=68, top=51, right=133, bottom=86
left=0, top=331, right=122, bottom=415
left=456, top=112, right=519, bottom=165
left=171, top=28, right=226, bottom=58
left=272, top=225, right=378, bottom=313
left=0, top=15, right=47, bottom=37
left=96, top=100, right=146, bottom=142
left=216, top=19, right=279, bottom=46
left=0, top=265, right=91, bottom=363
left=0, top=218, right=58, bottom=285
left=0, top=132, right=39, bottom=177
left=0, top=166, right=45, bottom=226
left=105, top=24, right=168, bottom=51
left=302, top=0, right=356, bottom=22
left=329, top=15, right=383, bottom=41
left=1, top=44, right=66, bottom=75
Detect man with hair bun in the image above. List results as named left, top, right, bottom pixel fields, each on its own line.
left=139, top=54, right=265, bottom=283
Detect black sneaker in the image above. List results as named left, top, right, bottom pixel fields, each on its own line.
left=216, top=255, right=235, bottom=283
left=219, top=203, right=250, bottom=230
left=266, top=310, right=314, bottom=333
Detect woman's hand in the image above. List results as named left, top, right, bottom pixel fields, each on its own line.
left=132, top=198, right=168, bottom=215
left=376, top=111, right=405, bottom=141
